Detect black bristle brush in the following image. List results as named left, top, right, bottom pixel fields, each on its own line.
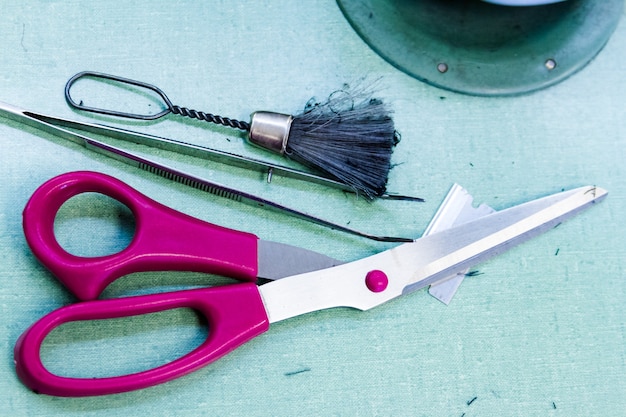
left=65, top=71, right=399, bottom=199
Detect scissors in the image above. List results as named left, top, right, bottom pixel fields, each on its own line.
left=14, top=171, right=606, bottom=396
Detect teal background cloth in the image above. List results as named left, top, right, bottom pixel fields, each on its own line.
left=1, top=1, right=624, bottom=415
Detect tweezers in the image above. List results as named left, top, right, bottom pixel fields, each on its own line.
left=0, top=101, right=415, bottom=242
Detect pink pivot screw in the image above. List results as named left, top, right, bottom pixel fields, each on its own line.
left=365, top=270, right=388, bottom=293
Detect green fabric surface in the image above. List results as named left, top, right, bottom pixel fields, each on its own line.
left=1, top=1, right=624, bottom=415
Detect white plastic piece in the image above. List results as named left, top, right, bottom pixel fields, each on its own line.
left=425, top=184, right=495, bottom=305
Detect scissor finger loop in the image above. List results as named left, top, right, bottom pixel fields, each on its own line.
left=23, top=171, right=259, bottom=300
left=14, top=284, right=269, bottom=397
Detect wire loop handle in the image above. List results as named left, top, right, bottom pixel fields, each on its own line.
left=65, top=71, right=173, bottom=120
left=65, top=71, right=250, bottom=130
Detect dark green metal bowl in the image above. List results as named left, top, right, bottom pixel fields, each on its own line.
left=337, top=0, right=623, bottom=95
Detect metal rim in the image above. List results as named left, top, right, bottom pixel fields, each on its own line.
left=337, top=0, right=623, bottom=96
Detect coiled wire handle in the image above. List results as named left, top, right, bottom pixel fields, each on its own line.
left=65, top=71, right=250, bottom=130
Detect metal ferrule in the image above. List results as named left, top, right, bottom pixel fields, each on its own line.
left=248, top=111, right=293, bottom=154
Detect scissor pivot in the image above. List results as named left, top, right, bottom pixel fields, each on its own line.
left=365, top=270, right=388, bottom=293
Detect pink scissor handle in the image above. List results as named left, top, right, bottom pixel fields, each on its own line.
left=14, top=283, right=270, bottom=396
left=22, top=171, right=259, bottom=300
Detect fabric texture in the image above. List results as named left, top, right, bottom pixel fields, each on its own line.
left=1, top=1, right=624, bottom=415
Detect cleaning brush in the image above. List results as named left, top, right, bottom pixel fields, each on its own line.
left=65, top=71, right=400, bottom=199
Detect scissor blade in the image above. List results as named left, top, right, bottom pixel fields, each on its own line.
left=257, top=240, right=343, bottom=279
left=259, top=186, right=606, bottom=323
left=401, top=186, right=607, bottom=295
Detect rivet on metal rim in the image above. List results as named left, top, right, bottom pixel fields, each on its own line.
left=545, top=58, right=557, bottom=71
left=437, top=63, right=449, bottom=73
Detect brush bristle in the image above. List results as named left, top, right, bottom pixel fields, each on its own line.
left=285, top=88, right=398, bottom=199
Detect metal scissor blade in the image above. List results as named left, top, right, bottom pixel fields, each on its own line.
left=402, top=185, right=607, bottom=294
left=257, top=240, right=343, bottom=280
left=260, top=186, right=606, bottom=323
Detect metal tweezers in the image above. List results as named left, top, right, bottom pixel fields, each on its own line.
left=0, top=101, right=417, bottom=242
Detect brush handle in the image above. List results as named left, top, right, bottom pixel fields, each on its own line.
left=171, top=105, right=250, bottom=130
